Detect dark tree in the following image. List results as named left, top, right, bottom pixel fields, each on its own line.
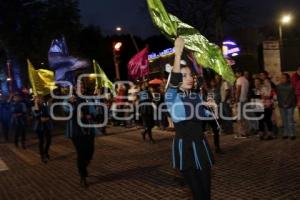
left=162, top=0, right=247, bottom=44
left=145, top=35, right=172, bottom=52
left=0, top=0, right=81, bottom=64
left=77, top=25, right=115, bottom=79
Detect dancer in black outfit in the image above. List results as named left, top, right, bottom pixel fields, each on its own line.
left=165, top=38, right=214, bottom=200
left=63, top=83, right=98, bottom=188
left=138, top=82, right=155, bottom=143
left=32, top=96, right=52, bottom=163
left=11, top=93, right=27, bottom=149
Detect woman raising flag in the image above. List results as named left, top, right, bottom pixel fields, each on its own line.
left=165, top=37, right=214, bottom=200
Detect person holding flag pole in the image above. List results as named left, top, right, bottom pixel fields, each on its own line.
left=165, top=37, right=214, bottom=200
left=48, top=37, right=99, bottom=187
left=27, top=59, right=56, bottom=162
left=93, top=59, right=113, bottom=135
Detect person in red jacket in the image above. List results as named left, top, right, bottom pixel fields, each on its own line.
left=291, top=67, right=300, bottom=119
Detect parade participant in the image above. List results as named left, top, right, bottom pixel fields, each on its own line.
left=0, top=96, right=11, bottom=142
left=138, top=81, right=155, bottom=143
left=11, top=92, right=27, bottom=148
left=32, top=96, right=53, bottom=163
left=165, top=37, right=214, bottom=200
left=63, top=82, right=98, bottom=188
left=94, top=86, right=107, bottom=134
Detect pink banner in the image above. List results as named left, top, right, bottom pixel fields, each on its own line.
left=127, top=47, right=149, bottom=80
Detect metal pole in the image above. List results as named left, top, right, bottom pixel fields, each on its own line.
left=115, top=62, right=120, bottom=80
left=116, top=27, right=139, bottom=53
left=114, top=54, right=120, bottom=80
left=279, top=24, right=282, bottom=43
left=6, top=59, right=13, bottom=93
left=130, top=33, right=139, bottom=53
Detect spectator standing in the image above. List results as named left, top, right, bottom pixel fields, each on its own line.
left=277, top=73, right=297, bottom=140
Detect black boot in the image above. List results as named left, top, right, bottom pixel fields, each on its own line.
left=215, top=148, right=224, bottom=154
left=141, top=130, right=146, bottom=140
left=148, top=129, right=155, bottom=144
left=80, top=177, right=88, bottom=188
left=41, top=154, right=47, bottom=163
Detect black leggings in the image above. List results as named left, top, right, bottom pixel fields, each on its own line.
left=15, top=125, right=26, bottom=145
left=203, top=120, right=220, bottom=149
left=142, top=127, right=154, bottom=140
left=141, top=113, right=154, bottom=140
left=258, top=108, right=273, bottom=132
left=181, top=168, right=211, bottom=200
left=72, top=133, right=95, bottom=178
left=36, top=130, right=52, bottom=158
left=1, top=122, right=9, bottom=141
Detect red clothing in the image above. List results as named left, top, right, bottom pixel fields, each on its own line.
left=291, top=72, right=300, bottom=107
left=261, top=88, right=276, bottom=108
left=115, top=88, right=126, bottom=104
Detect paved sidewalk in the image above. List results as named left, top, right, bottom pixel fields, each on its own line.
left=0, top=126, right=299, bottom=200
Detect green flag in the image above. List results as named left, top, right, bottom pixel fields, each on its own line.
left=147, top=0, right=235, bottom=84
left=93, top=60, right=113, bottom=90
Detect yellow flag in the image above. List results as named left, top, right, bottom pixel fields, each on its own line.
left=92, top=60, right=113, bottom=90
left=27, top=59, right=57, bottom=96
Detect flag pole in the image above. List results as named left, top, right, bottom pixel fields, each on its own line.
left=130, top=33, right=139, bottom=53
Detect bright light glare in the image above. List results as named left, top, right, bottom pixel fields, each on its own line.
left=114, top=42, right=122, bottom=51
left=281, top=15, right=292, bottom=24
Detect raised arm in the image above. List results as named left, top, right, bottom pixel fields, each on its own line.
left=173, top=37, right=185, bottom=73
left=165, top=37, right=185, bottom=104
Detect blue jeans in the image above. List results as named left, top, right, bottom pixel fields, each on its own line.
left=280, top=108, right=296, bottom=137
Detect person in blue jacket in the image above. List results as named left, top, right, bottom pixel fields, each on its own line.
left=11, top=92, right=27, bottom=148
left=63, top=82, right=99, bottom=188
left=0, top=96, right=12, bottom=142
left=32, top=96, right=53, bottom=163
left=165, top=37, right=214, bottom=200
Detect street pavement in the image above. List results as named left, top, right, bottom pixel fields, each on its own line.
left=0, top=126, right=299, bottom=200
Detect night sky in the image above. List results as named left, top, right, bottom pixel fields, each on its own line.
left=79, top=0, right=300, bottom=38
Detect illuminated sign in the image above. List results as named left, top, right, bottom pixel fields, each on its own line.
left=148, top=48, right=175, bottom=61
left=149, top=40, right=240, bottom=61
left=222, top=40, right=240, bottom=57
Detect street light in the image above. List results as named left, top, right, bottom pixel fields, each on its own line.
left=279, top=14, right=292, bottom=42
left=115, top=26, right=139, bottom=53
left=281, top=15, right=292, bottom=24
left=113, top=42, right=123, bottom=80
left=114, top=42, right=123, bottom=51
left=116, top=27, right=122, bottom=32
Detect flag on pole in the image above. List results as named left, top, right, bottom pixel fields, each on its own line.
left=93, top=60, right=113, bottom=90
left=147, top=0, right=235, bottom=84
left=27, top=59, right=57, bottom=96
left=48, top=37, right=89, bottom=85
left=187, top=52, right=203, bottom=76
left=127, top=47, right=149, bottom=80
